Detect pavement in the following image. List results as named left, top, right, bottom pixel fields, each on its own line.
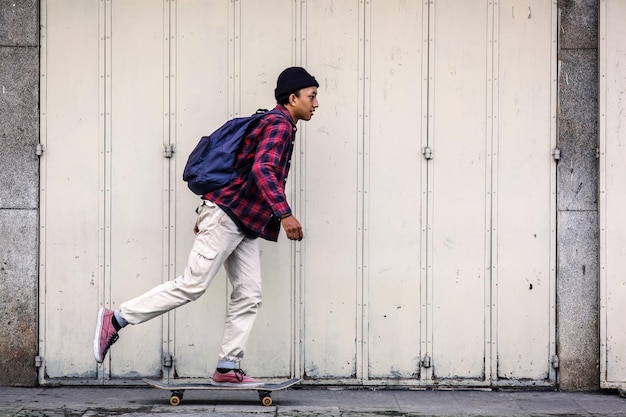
left=0, top=384, right=624, bottom=417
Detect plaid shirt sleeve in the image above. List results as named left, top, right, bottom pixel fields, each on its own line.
left=250, top=114, right=294, bottom=218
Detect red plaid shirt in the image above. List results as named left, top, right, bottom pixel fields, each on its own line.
left=204, top=105, right=296, bottom=241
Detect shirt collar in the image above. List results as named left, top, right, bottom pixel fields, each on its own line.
left=274, top=104, right=297, bottom=129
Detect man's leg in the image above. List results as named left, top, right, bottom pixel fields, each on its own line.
left=212, top=236, right=263, bottom=385
left=94, top=201, right=244, bottom=363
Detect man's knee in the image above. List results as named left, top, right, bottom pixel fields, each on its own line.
left=173, top=274, right=210, bottom=301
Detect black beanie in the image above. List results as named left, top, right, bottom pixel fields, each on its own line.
left=274, top=67, right=319, bottom=103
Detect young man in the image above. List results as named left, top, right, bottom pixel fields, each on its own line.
left=94, top=67, right=319, bottom=386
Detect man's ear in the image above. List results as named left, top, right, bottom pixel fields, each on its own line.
left=289, top=93, right=297, bottom=106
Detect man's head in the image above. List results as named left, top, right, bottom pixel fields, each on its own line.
left=275, top=67, right=319, bottom=122
left=275, top=67, right=319, bottom=104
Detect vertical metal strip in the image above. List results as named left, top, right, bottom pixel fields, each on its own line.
left=486, top=0, right=496, bottom=385
left=357, top=0, right=370, bottom=384
left=232, top=0, right=241, bottom=117
left=224, top=0, right=239, bottom=320
left=423, top=0, right=435, bottom=383
left=163, top=0, right=174, bottom=382
left=299, top=0, right=311, bottom=381
left=419, top=0, right=430, bottom=383
left=227, top=0, right=236, bottom=119
left=38, top=0, right=48, bottom=385
left=293, top=0, right=303, bottom=380
left=293, top=0, right=301, bottom=64
left=598, top=0, right=608, bottom=388
left=548, top=0, right=559, bottom=384
left=102, top=0, right=113, bottom=381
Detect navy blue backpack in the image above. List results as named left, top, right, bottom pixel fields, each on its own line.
left=183, top=109, right=280, bottom=195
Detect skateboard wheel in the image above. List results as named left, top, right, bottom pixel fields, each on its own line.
left=169, top=390, right=184, bottom=406
left=258, top=390, right=272, bottom=406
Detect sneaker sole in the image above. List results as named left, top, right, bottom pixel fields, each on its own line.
left=93, top=307, right=105, bottom=363
left=211, top=381, right=264, bottom=388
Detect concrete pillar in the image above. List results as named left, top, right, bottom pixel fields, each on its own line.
left=0, top=0, right=40, bottom=386
left=556, top=0, right=600, bottom=390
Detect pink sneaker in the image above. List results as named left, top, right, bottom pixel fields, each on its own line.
left=93, top=307, right=119, bottom=363
left=212, top=369, right=263, bottom=387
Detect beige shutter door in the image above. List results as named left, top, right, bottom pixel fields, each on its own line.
left=40, top=0, right=556, bottom=386
left=40, top=0, right=168, bottom=380
left=40, top=0, right=103, bottom=379
left=171, top=0, right=299, bottom=379
left=599, top=0, right=626, bottom=391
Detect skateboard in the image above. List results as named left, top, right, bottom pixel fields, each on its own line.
left=143, top=377, right=301, bottom=406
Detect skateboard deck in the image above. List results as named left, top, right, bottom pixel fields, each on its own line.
left=143, top=377, right=301, bottom=406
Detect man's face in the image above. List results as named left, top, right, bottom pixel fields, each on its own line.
left=291, top=86, right=319, bottom=122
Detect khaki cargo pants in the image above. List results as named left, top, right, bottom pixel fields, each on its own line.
left=119, top=200, right=262, bottom=367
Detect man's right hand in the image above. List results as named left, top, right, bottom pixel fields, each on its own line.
left=281, top=215, right=303, bottom=241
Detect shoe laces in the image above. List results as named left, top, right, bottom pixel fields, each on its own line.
left=104, top=332, right=119, bottom=355
left=233, top=369, right=247, bottom=382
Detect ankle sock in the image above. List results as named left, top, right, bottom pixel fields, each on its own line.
left=112, top=310, right=128, bottom=331
left=111, top=315, right=122, bottom=331
left=216, top=368, right=233, bottom=374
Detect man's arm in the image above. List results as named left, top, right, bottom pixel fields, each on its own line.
left=250, top=118, right=293, bottom=218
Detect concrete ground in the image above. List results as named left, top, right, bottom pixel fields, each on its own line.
left=0, top=385, right=624, bottom=417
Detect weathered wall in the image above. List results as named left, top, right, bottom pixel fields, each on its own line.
left=0, top=0, right=39, bottom=386
left=556, top=0, right=599, bottom=390
left=0, top=0, right=605, bottom=389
